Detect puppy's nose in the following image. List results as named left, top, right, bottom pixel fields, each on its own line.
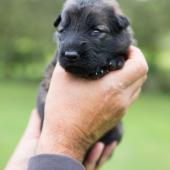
left=64, top=51, right=80, bottom=61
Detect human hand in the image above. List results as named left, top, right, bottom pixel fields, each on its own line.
left=84, top=141, right=117, bottom=170
left=37, top=46, right=148, bottom=162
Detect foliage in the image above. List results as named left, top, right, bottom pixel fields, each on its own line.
left=0, top=0, right=62, bottom=78
left=119, top=0, right=170, bottom=70
left=0, top=0, right=170, bottom=89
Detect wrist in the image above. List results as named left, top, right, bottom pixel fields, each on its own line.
left=37, top=126, right=89, bottom=162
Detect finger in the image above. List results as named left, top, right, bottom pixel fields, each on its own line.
left=84, top=142, right=105, bottom=170
left=127, top=75, right=147, bottom=98
left=104, top=46, right=148, bottom=88
left=106, top=76, right=145, bottom=117
left=128, top=88, right=142, bottom=107
left=96, top=142, right=117, bottom=170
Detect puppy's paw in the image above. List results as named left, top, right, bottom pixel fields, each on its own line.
left=109, top=57, right=125, bottom=71
left=88, top=67, right=108, bottom=79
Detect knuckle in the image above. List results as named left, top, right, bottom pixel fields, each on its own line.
left=104, top=84, right=127, bottom=111
left=109, top=83, right=124, bottom=97
left=134, top=47, right=149, bottom=75
left=137, top=61, right=149, bottom=77
left=104, top=78, right=121, bottom=96
left=111, top=76, right=127, bottom=91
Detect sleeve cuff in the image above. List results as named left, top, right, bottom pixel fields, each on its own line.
left=28, top=154, right=85, bottom=170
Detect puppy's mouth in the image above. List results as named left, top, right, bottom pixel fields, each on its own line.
left=59, top=55, right=125, bottom=79
left=61, top=62, right=109, bottom=79
left=64, top=65, right=86, bottom=74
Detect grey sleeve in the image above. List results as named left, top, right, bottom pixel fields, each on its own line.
left=28, top=154, right=85, bottom=170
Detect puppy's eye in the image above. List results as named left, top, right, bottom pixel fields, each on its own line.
left=93, top=30, right=101, bottom=33
left=91, top=29, right=103, bottom=36
left=58, top=27, right=65, bottom=33
left=91, top=29, right=102, bottom=36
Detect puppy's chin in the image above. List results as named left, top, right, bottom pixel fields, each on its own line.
left=60, top=64, right=109, bottom=79
left=59, top=59, right=87, bottom=76
left=59, top=59, right=99, bottom=79
left=64, top=65, right=87, bottom=75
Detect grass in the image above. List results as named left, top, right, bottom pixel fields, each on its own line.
left=0, top=80, right=170, bottom=170
left=0, top=79, right=38, bottom=169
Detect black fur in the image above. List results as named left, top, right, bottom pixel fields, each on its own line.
left=54, top=5, right=132, bottom=78
left=37, top=0, right=134, bottom=161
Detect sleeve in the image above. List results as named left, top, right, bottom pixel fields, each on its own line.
left=28, top=154, right=85, bottom=170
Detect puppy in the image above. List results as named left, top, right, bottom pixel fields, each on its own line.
left=37, top=0, right=134, bottom=160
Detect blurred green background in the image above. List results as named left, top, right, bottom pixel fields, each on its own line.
left=0, top=0, right=170, bottom=169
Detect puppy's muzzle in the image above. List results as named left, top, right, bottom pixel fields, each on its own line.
left=64, top=51, right=80, bottom=61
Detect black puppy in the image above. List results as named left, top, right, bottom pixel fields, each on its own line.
left=37, top=0, right=134, bottom=159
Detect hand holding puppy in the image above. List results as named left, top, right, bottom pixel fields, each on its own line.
left=37, top=46, right=148, bottom=162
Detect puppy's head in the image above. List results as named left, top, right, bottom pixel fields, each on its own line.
left=54, top=0, right=132, bottom=78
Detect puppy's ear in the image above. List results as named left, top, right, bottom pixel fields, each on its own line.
left=54, top=15, right=61, bottom=27
left=114, top=15, right=130, bottom=31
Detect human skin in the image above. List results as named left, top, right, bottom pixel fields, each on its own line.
left=37, top=46, right=148, bottom=162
